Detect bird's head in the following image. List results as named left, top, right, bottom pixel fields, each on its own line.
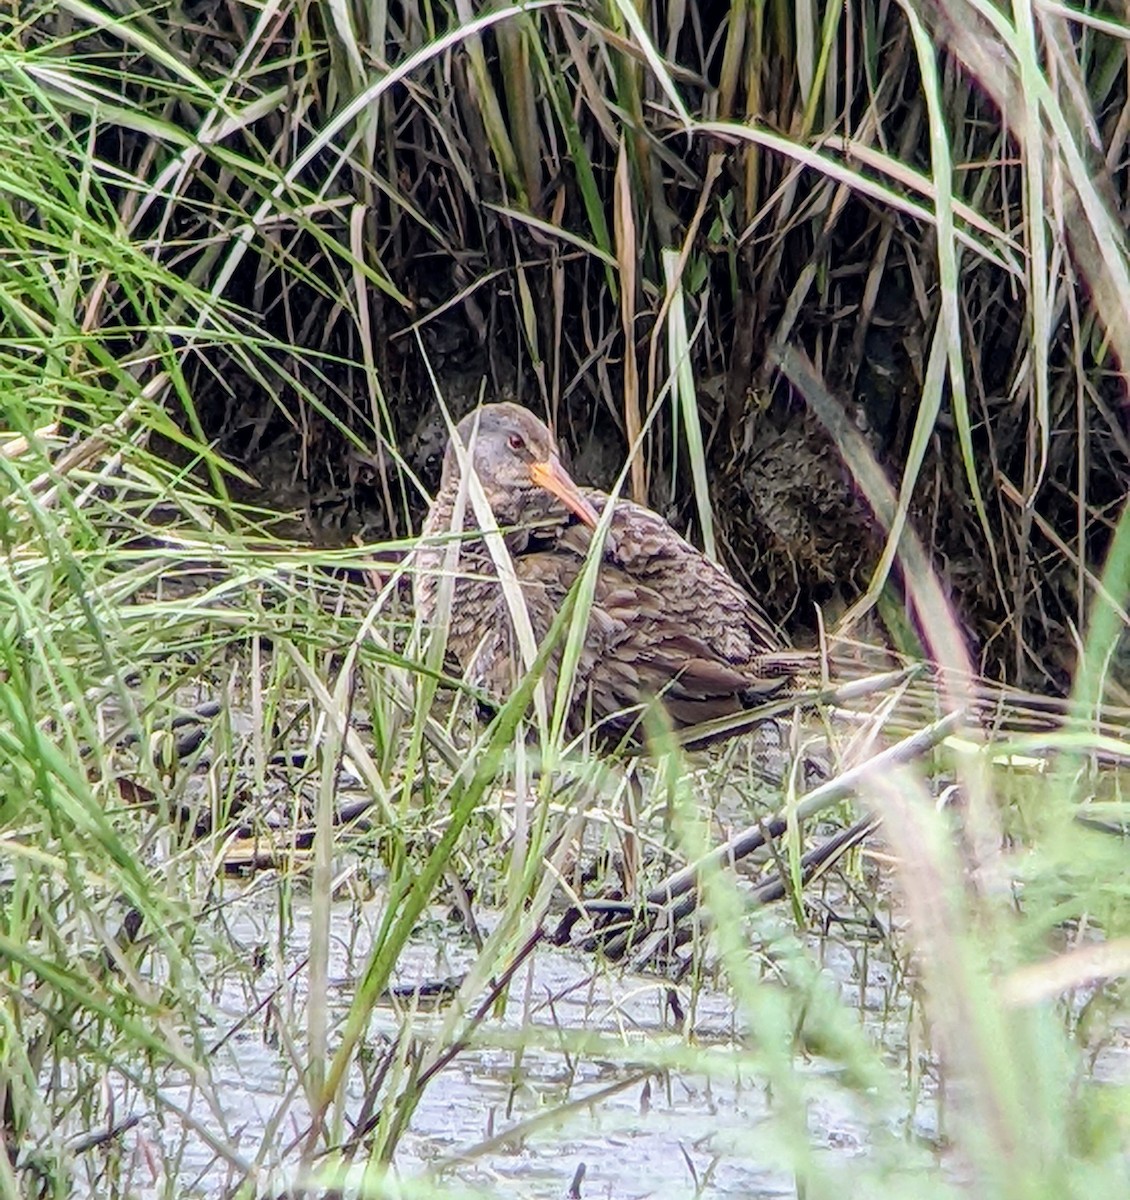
left=441, top=403, right=599, bottom=529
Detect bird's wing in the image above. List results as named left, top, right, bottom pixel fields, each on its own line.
left=584, top=570, right=790, bottom=730
left=532, top=497, right=790, bottom=731
left=562, top=493, right=784, bottom=657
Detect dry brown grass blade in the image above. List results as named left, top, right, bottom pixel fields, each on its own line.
left=496, top=18, right=542, bottom=206
left=614, top=137, right=646, bottom=505
left=1001, top=939, right=1130, bottom=1008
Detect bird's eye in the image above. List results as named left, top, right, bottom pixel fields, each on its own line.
left=507, top=433, right=525, bottom=452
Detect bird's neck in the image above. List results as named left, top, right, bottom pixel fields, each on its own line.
left=426, top=485, right=573, bottom=554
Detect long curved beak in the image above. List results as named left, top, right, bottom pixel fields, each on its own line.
left=529, top=455, right=599, bottom=528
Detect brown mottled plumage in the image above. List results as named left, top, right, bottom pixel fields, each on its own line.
left=414, top=403, right=797, bottom=746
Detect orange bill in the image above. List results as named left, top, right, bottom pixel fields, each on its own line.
left=529, top=455, right=599, bottom=528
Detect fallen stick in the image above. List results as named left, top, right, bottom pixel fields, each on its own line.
left=558, top=709, right=963, bottom=960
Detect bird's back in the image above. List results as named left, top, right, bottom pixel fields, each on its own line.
left=497, top=491, right=790, bottom=743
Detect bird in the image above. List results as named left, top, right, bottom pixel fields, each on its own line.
left=413, top=403, right=800, bottom=748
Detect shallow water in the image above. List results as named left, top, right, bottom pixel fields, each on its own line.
left=85, top=862, right=964, bottom=1200
left=59, top=721, right=1130, bottom=1200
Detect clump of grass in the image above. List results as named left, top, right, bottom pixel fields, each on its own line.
left=1, top=3, right=1128, bottom=1199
